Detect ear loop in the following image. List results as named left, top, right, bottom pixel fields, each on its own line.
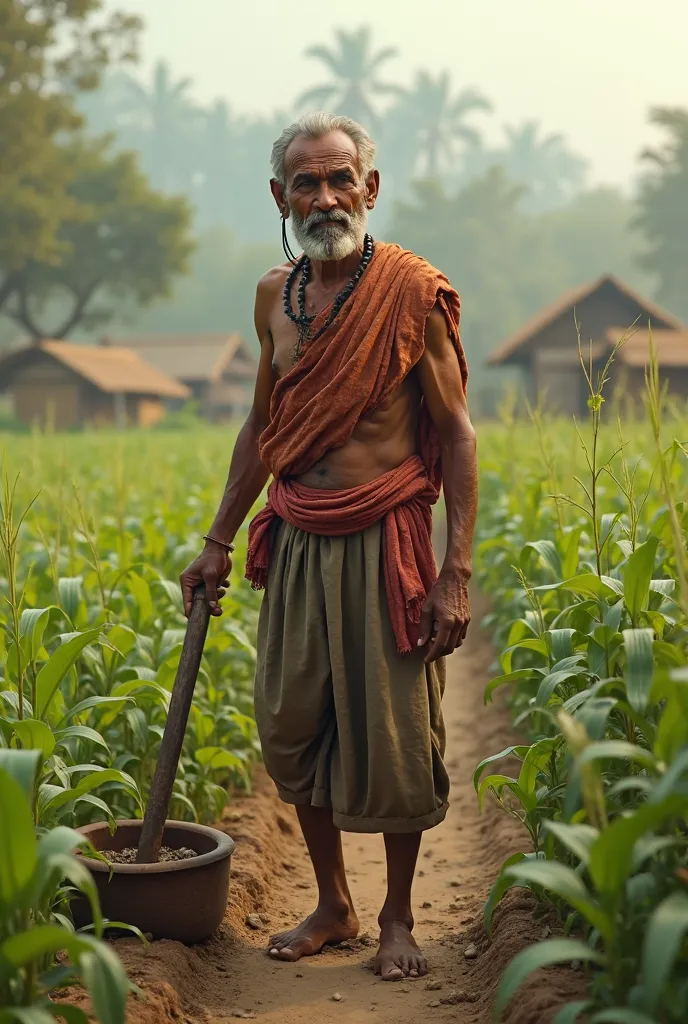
left=281, top=213, right=300, bottom=265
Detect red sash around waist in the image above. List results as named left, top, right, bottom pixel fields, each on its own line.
left=245, top=455, right=438, bottom=654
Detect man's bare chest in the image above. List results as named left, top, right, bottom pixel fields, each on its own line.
left=269, top=280, right=347, bottom=378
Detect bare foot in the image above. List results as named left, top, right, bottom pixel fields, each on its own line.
left=268, top=905, right=359, bottom=962
left=375, top=921, right=428, bottom=981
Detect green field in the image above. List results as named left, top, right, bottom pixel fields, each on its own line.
left=474, top=364, right=688, bottom=1020
left=1, top=362, right=687, bottom=1020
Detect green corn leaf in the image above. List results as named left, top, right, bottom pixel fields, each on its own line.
left=124, top=571, right=154, bottom=628
left=553, top=1002, right=593, bottom=1024
left=484, top=852, right=539, bottom=939
left=588, top=795, right=688, bottom=897
left=0, top=748, right=41, bottom=801
left=575, top=741, right=658, bottom=773
left=522, top=539, right=563, bottom=578
left=543, top=821, right=599, bottom=865
left=493, top=938, right=603, bottom=1021
left=500, top=638, right=549, bottom=673
left=223, top=621, right=258, bottom=658
left=53, top=725, right=109, bottom=753
left=42, top=768, right=141, bottom=815
left=1, top=924, right=81, bottom=965
left=623, top=629, right=655, bottom=714
left=109, top=679, right=171, bottom=711
left=504, top=859, right=611, bottom=939
left=653, top=698, right=688, bottom=763
left=535, top=669, right=582, bottom=706
left=589, top=1011, right=660, bottom=1024
left=58, top=577, right=85, bottom=623
left=195, top=746, right=247, bottom=774
left=74, top=794, right=117, bottom=830
left=37, top=825, right=88, bottom=861
left=78, top=939, right=129, bottom=1024
left=640, top=891, right=688, bottom=1013
left=622, top=536, right=659, bottom=623
left=561, top=526, right=583, bottom=579
left=600, top=512, right=623, bottom=555
left=534, top=574, right=622, bottom=600
left=649, top=578, right=676, bottom=597
left=517, top=738, right=558, bottom=794
left=650, top=748, right=688, bottom=803
left=101, top=624, right=137, bottom=672
left=0, top=765, right=37, bottom=904
left=473, top=745, right=530, bottom=790
left=35, top=627, right=103, bottom=721
left=12, top=719, right=56, bottom=761
left=61, top=695, right=133, bottom=724
left=19, top=606, right=59, bottom=662
left=0, top=1008, right=58, bottom=1024
left=574, top=697, right=617, bottom=740
left=633, top=836, right=680, bottom=870
left=546, top=628, right=579, bottom=662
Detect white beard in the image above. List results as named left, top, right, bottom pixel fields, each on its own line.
left=290, top=203, right=368, bottom=261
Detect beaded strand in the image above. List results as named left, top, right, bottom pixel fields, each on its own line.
left=283, top=233, right=375, bottom=361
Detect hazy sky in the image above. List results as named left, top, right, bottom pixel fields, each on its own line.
left=108, top=0, right=687, bottom=189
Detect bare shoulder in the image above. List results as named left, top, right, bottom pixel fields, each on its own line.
left=254, top=262, right=292, bottom=341
left=256, top=262, right=291, bottom=304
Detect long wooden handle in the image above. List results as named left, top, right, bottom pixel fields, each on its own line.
left=137, top=585, right=211, bottom=863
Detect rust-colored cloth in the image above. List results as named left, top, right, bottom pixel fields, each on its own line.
left=245, top=241, right=466, bottom=653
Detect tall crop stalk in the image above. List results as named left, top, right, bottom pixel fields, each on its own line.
left=528, top=402, right=565, bottom=532
left=645, top=330, right=688, bottom=618
left=0, top=468, right=39, bottom=720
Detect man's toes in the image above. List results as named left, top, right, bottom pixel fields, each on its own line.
left=275, top=946, right=300, bottom=962
left=281, top=937, right=315, bottom=961
left=399, top=955, right=411, bottom=976
left=381, top=961, right=403, bottom=981
left=418, top=958, right=429, bottom=977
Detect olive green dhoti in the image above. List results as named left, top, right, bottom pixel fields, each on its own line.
left=254, top=519, right=450, bottom=834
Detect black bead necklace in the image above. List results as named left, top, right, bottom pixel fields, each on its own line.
left=283, top=233, right=375, bottom=362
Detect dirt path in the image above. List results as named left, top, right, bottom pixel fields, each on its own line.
left=114, top=596, right=585, bottom=1024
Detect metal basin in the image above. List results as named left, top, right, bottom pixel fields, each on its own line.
left=75, top=819, right=234, bottom=943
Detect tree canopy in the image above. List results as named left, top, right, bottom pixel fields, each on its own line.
left=636, top=107, right=688, bottom=320
left=2, top=140, right=193, bottom=340
left=0, top=0, right=194, bottom=340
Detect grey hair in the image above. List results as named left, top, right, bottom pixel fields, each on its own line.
left=270, top=112, right=376, bottom=187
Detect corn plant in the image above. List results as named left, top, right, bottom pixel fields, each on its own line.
left=0, top=750, right=131, bottom=1023
left=474, top=334, right=688, bottom=1021
left=0, top=430, right=260, bottom=825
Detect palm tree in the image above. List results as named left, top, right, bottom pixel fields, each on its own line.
left=118, top=60, right=202, bottom=192
left=196, top=100, right=235, bottom=227
left=499, top=121, right=588, bottom=210
left=403, top=70, right=492, bottom=178
left=296, top=26, right=402, bottom=128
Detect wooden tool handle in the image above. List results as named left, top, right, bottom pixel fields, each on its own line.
left=137, top=584, right=211, bottom=863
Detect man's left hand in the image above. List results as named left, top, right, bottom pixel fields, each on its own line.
left=418, top=571, right=471, bottom=664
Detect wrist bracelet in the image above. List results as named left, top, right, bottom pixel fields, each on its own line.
left=203, top=534, right=234, bottom=552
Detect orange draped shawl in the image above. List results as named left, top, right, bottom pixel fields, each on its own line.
left=245, top=241, right=467, bottom=654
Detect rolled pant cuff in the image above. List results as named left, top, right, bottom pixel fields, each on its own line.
left=274, top=784, right=449, bottom=834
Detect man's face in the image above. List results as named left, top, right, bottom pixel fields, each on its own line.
left=276, top=131, right=377, bottom=261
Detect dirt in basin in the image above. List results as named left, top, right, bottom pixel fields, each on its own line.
left=100, top=846, right=198, bottom=865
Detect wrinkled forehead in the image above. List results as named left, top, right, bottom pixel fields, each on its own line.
left=284, top=131, right=361, bottom=184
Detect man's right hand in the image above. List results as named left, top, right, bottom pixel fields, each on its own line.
left=180, top=541, right=232, bottom=618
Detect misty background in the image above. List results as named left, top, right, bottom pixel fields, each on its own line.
left=3, top=0, right=687, bottom=412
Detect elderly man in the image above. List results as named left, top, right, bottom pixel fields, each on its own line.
left=180, top=112, right=477, bottom=981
